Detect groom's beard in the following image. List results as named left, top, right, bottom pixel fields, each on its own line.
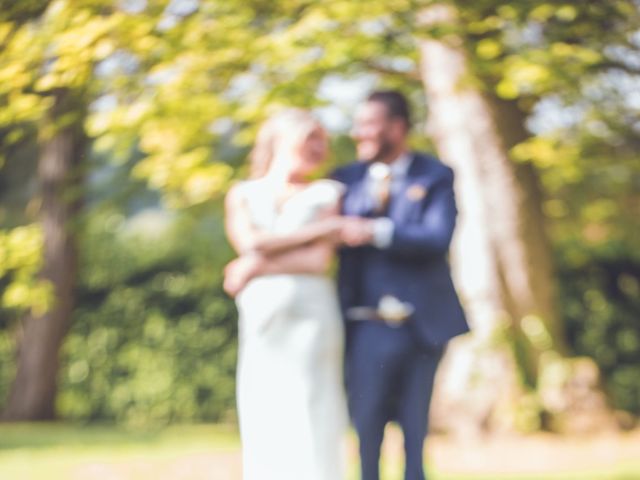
left=361, top=137, right=396, bottom=163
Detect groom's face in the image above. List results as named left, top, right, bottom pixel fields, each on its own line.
left=351, top=101, right=400, bottom=163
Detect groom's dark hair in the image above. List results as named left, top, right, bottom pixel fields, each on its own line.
left=367, top=90, right=411, bottom=130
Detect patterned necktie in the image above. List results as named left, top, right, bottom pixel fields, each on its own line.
left=369, top=162, right=392, bottom=215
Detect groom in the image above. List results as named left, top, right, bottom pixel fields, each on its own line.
left=333, top=90, right=468, bottom=480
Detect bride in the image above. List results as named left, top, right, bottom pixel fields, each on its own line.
left=224, top=109, right=349, bottom=480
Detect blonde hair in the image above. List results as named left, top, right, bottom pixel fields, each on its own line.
left=249, top=109, right=322, bottom=179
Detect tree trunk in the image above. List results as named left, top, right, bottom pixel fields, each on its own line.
left=2, top=89, right=84, bottom=420
left=417, top=5, right=612, bottom=435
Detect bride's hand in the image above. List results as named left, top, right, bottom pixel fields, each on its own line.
left=224, top=254, right=263, bottom=297
left=314, top=209, right=346, bottom=242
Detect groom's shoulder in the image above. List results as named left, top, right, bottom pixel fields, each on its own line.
left=412, top=151, right=454, bottom=181
left=330, top=161, right=366, bottom=184
left=413, top=151, right=443, bottom=169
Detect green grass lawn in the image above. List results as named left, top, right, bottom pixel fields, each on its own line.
left=0, top=423, right=638, bottom=480
left=0, top=423, right=238, bottom=480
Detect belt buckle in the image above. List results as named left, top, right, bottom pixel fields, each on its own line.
left=346, top=295, right=414, bottom=328
left=378, top=295, right=413, bottom=326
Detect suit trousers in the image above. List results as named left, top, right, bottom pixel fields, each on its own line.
left=346, top=321, right=444, bottom=480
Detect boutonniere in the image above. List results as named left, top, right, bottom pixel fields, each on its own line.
left=406, top=184, right=428, bottom=201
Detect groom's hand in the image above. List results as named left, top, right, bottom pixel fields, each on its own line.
left=340, top=217, right=374, bottom=247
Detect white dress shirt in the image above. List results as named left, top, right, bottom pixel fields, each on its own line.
left=368, top=152, right=412, bottom=248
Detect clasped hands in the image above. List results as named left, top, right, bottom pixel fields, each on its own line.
left=223, top=216, right=374, bottom=297
left=327, top=215, right=375, bottom=248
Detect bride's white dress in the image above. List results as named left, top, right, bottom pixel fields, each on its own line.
left=234, top=178, right=348, bottom=480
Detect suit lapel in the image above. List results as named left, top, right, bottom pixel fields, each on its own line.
left=388, top=153, right=421, bottom=222
left=343, top=162, right=374, bottom=216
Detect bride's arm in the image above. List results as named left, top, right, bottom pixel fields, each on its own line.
left=225, top=184, right=342, bottom=256
left=223, top=242, right=333, bottom=297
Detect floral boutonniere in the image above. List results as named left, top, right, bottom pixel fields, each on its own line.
left=406, top=184, right=428, bottom=202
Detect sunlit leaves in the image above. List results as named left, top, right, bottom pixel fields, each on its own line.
left=497, top=58, right=552, bottom=99
left=133, top=149, right=233, bottom=208
left=0, top=225, right=42, bottom=274
left=2, top=280, right=53, bottom=317
left=4, top=0, right=428, bottom=208
left=528, top=4, right=556, bottom=22
left=0, top=225, right=53, bottom=316
left=476, top=38, right=502, bottom=59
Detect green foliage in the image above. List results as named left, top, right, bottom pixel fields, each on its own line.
left=457, top=1, right=637, bottom=101
left=0, top=225, right=52, bottom=316
left=87, top=0, right=428, bottom=205
left=1, top=0, right=638, bottom=425
left=559, top=251, right=640, bottom=414
left=0, top=224, right=48, bottom=409
left=51, top=212, right=237, bottom=426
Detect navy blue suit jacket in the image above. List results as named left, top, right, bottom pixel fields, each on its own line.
left=333, top=152, right=468, bottom=348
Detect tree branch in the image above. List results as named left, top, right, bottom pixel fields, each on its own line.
left=361, top=59, right=422, bottom=82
